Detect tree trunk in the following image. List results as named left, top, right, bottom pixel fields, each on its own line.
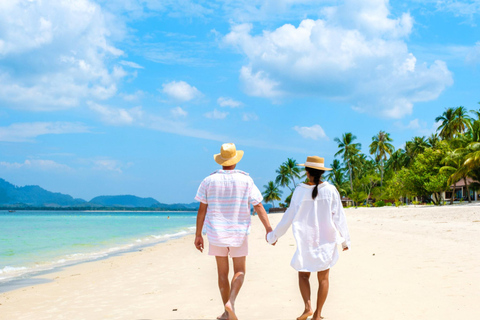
left=348, top=162, right=353, bottom=191
left=465, top=177, right=471, bottom=203
left=451, top=182, right=456, bottom=205
left=380, top=161, right=384, bottom=187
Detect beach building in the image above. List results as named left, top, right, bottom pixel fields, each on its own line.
left=442, top=177, right=479, bottom=202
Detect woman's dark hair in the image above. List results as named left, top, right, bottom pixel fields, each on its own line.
left=305, top=167, right=325, bottom=200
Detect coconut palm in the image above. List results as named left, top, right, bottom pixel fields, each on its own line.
left=406, top=136, right=429, bottom=158
left=440, top=151, right=463, bottom=204
left=275, top=164, right=293, bottom=192
left=262, top=181, right=283, bottom=208
left=334, top=132, right=361, bottom=191
left=464, top=142, right=480, bottom=171
left=436, top=107, right=457, bottom=140
left=283, top=158, right=302, bottom=188
left=327, top=159, right=347, bottom=195
left=369, top=131, right=394, bottom=186
left=386, top=149, right=406, bottom=173
left=427, top=133, right=441, bottom=148
left=452, top=106, right=473, bottom=135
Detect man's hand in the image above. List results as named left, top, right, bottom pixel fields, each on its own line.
left=195, top=235, right=204, bottom=253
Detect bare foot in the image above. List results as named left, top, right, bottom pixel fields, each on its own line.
left=311, top=311, right=324, bottom=320
left=225, top=301, right=238, bottom=320
left=217, top=311, right=229, bottom=320
left=297, top=309, right=313, bottom=320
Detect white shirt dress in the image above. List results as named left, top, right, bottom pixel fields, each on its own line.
left=267, top=182, right=351, bottom=272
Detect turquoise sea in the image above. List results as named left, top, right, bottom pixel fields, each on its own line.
left=0, top=211, right=196, bottom=285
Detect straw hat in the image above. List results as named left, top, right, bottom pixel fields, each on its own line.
left=298, top=156, right=332, bottom=171
left=214, top=143, right=244, bottom=166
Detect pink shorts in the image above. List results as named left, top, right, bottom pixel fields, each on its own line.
left=208, top=238, right=248, bottom=258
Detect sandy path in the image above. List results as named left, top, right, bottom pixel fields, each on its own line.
left=1, top=205, right=479, bottom=319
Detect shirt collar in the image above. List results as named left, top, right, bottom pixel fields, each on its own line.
left=211, top=169, right=249, bottom=176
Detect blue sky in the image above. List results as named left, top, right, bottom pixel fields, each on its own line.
left=0, top=0, right=479, bottom=203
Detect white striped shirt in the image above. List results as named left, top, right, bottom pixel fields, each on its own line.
left=195, top=170, right=263, bottom=247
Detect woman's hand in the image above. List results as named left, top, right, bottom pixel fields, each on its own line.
left=194, top=235, right=204, bottom=253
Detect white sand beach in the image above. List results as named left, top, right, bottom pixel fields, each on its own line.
left=1, top=205, right=479, bottom=320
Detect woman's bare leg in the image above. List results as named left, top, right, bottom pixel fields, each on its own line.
left=312, top=269, right=330, bottom=320
left=215, top=256, right=230, bottom=320
left=297, top=272, right=313, bottom=320
left=224, top=256, right=246, bottom=320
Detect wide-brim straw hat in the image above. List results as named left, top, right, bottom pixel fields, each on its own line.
left=214, top=143, right=244, bottom=166
left=298, top=156, right=332, bottom=171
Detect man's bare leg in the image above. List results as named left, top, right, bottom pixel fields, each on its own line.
left=312, top=269, right=329, bottom=320
left=215, top=256, right=230, bottom=320
left=224, top=256, right=246, bottom=320
left=297, top=272, right=313, bottom=320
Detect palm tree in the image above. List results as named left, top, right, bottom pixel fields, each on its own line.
left=464, top=142, right=480, bottom=171
left=283, top=158, right=302, bottom=188
left=386, top=149, right=406, bottom=173
left=369, top=131, right=394, bottom=186
left=334, top=132, right=361, bottom=191
left=436, top=107, right=456, bottom=140
left=441, top=151, right=463, bottom=204
left=275, top=164, right=293, bottom=192
left=327, top=159, right=347, bottom=195
left=406, top=136, right=429, bottom=159
left=452, top=106, right=472, bottom=136
left=262, top=181, right=283, bottom=208
left=436, top=106, right=472, bottom=140
left=427, top=133, right=441, bottom=148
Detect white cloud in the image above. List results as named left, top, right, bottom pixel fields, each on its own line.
left=120, top=60, right=144, bottom=69
left=0, top=159, right=72, bottom=172
left=88, top=102, right=143, bottom=125
left=435, top=0, right=480, bottom=18
left=205, top=109, right=229, bottom=119
left=0, top=0, right=127, bottom=111
left=162, top=80, right=202, bottom=102
left=92, top=159, right=126, bottom=173
left=217, top=97, right=243, bottom=108
left=394, top=118, right=440, bottom=136
left=0, top=122, right=89, bottom=142
left=171, top=106, right=188, bottom=117
left=242, top=112, right=259, bottom=121
left=466, top=41, right=480, bottom=65
left=293, top=124, right=328, bottom=140
left=223, top=0, right=453, bottom=118
left=121, top=90, right=145, bottom=102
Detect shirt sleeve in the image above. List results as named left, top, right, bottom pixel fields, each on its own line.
left=194, top=179, right=208, bottom=204
left=249, top=182, right=263, bottom=206
left=267, top=190, right=297, bottom=244
left=331, top=188, right=351, bottom=249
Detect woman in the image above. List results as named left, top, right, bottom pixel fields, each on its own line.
left=267, top=156, right=350, bottom=320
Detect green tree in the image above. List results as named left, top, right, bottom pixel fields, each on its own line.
left=275, top=164, right=293, bottom=192
left=451, top=106, right=473, bottom=135
left=397, top=148, right=450, bottom=204
left=327, top=159, right=347, bottom=196
left=262, top=181, right=283, bottom=208
left=436, top=107, right=457, bottom=139
left=349, top=190, right=368, bottom=208
left=386, top=149, right=406, bottom=173
left=369, top=130, right=394, bottom=187
left=334, top=132, right=361, bottom=191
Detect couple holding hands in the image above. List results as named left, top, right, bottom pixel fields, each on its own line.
left=195, top=143, right=351, bottom=320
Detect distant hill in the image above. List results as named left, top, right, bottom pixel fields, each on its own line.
left=0, top=178, right=86, bottom=207
left=89, top=195, right=160, bottom=207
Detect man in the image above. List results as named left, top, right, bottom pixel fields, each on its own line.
left=194, top=143, right=272, bottom=320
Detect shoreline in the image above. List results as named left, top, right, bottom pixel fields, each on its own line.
left=1, top=206, right=479, bottom=319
